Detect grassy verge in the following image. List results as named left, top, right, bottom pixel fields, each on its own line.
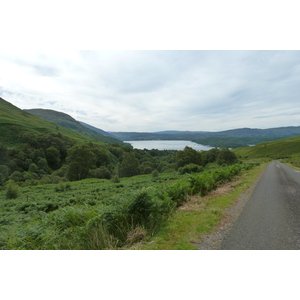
left=134, top=162, right=267, bottom=250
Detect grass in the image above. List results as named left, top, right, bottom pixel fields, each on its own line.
left=0, top=97, right=108, bottom=146
left=233, top=135, right=300, bottom=159
left=0, top=163, right=257, bottom=250
left=135, top=162, right=267, bottom=250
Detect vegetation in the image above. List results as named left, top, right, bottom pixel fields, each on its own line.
left=0, top=162, right=258, bottom=250
left=233, top=134, right=300, bottom=160
left=0, top=97, right=117, bottom=147
left=232, top=134, right=300, bottom=171
left=1, top=96, right=287, bottom=250
left=25, top=108, right=124, bottom=145
left=137, top=162, right=265, bottom=250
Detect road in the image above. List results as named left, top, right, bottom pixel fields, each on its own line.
left=221, top=161, right=300, bottom=250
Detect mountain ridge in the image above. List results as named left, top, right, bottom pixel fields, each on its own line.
left=110, top=126, right=300, bottom=148
left=25, top=108, right=124, bottom=145
left=0, top=97, right=123, bottom=146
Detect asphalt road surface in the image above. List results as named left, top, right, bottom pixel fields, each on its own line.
left=221, top=161, right=300, bottom=250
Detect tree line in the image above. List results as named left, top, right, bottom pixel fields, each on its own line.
left=0, top=131, right=238, bottom=186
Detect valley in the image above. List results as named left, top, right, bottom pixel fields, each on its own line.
left=1, top=96, right=300, bottom=249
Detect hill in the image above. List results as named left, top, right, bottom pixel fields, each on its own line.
left=233, top=135, right=300, bottom=159
left=79, top=121, right=114, bottom=137
left=0, top=97, right=95, bottom=146
left=110, top=127, right=300, bottom=148
left=25, top=109, right=123, bottom=145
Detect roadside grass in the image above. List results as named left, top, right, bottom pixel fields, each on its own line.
left=0, top=162, right=261, bottom=250
left=281, top=154, right=300, bottom=170
left=135, top=162, right=267, bottom=250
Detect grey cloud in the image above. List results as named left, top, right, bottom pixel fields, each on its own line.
left=1, top=50, right=300, bottom=132
left=32, top=65, right=59, bottom=77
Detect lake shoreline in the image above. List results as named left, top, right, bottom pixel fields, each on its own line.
left=124, top=140, right=213, bottom=151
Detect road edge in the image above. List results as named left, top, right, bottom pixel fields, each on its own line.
left=197, top=162, right=268, bottom=250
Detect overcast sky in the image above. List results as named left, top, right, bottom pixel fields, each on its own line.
left=1, top=50, right=300, bottom=132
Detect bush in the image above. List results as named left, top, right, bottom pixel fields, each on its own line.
left=178, top=164, right=204, bottom=174
left=152, top=170, right=159, bottom=178
left=89, top=166, right=111, bottom=179
left=166, top=181, right=191, bottom=206
left=127, top=189, right=155, bottom=227
left=55, top=182, right=71, bottom=192
left=111, top=175, right=120, bottom=183
left=9, top=171, right=23, bottom=182
left=5, top=183, right=19, bottom=199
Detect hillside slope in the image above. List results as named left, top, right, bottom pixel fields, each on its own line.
left=0, top=97, right=115, bottom=146
left=80, top=121, right=114, bottom=137
left=25, top=109, right=123, bottom=145
left=233, top=135, right=300, bottom=159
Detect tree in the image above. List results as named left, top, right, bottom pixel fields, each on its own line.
left=176, top=146, right=202, bottom=168
left=46, top=146, right=61, bottom=170
left=37, top=158, right=49, bottom=172
left=119, top=152, right=139, bottom=177
left=202, top=148, right=220, bottom=166
left=0, top=165, right=10, bottom=185
left=0, top=144, right=8, bottom=165
left=28, top=163, right=39, bottom=174
left=92, top=147, right=110, bottom=167
left=66, top=144, right=96, bottom=181
left=89, top=166, right=112, bottom=179
left=216, top=148, right=238, bottom=165
left=9, top=171, right=24, bottom=182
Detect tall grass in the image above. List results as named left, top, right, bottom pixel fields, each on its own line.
left=0, top=163, right=258, bottom=250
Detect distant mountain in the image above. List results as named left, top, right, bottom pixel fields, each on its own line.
left=80, top=121, right=114, bottom=137
left=25, top=109, right=124, bottom=145
left=110, top=127, right=300, bottom=148
left=155, top=130, right=208, bottom=134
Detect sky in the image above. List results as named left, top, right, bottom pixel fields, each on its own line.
left=0, top=50, right=300, bottom=133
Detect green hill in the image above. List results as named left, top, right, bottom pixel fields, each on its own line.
left=80, top=121, right=114, bottom=137
left=25, top=109, right=123, bottom=145
left=0, top=97, right=117, bottom=146
left=233, top=135, right=300, bottom=159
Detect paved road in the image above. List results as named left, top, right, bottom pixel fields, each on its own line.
left=221, top=161, right=300, bottom=250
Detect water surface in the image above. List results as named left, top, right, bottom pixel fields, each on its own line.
left=125, top=140, right=213, bottom=151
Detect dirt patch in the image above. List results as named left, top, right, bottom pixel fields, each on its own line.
left=204, top=183, right=236, bottom=200
left=177, top=195, right=205, bottom=211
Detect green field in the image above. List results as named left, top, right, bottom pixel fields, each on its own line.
left=0, top=163, right=257, bottom=250
left=233, top=134, right=300, bottom=168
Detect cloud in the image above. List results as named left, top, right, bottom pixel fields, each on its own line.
left=1, top=50, right=300, bottom=132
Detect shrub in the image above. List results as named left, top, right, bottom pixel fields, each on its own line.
left=188, top=174, right=206, bottom=195
left=166, top=181, right=191, bottom=206
left=55, top=182, right=71, bottom=192
left=89, top=166, right=111, bottom=179
left=127, top=189, right=155, bottom=227
left=9, top=171, right=23, bottom=182
left=111, top=175, right=120, bottom=183
left=5, top=183, right=19, bottom=199
left=152, top=170, right=159, bottom=178
left=179, top=164, right=204, bottom=174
